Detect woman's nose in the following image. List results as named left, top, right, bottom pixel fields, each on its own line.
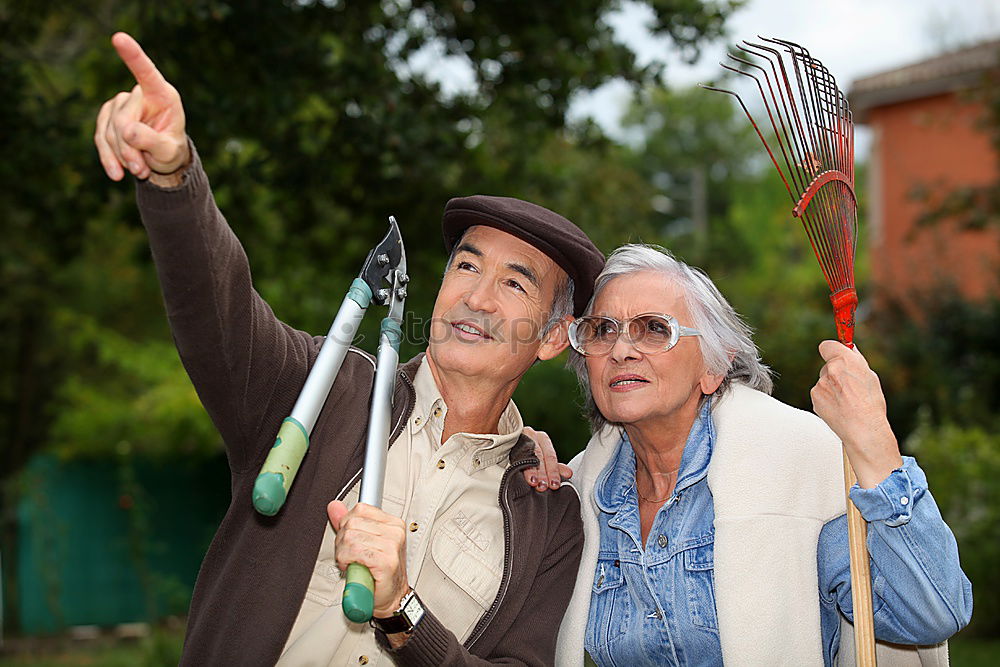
left=608, top=330, right=641, bottom=363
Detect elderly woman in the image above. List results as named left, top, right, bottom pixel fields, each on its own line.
left=526, top=244, right=971, bottom=666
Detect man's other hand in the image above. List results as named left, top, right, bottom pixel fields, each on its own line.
left=327, top=500, right=410, bottom=618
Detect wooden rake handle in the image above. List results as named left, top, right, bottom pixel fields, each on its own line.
left=843, top=448, right=877, bottom=665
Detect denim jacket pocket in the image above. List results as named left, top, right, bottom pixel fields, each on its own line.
left=586, top=558, right=630, bottom=650
left=682, top=542, right=718, bottom=631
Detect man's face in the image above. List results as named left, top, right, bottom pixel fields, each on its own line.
left=427, top=225, right=569, bottom=386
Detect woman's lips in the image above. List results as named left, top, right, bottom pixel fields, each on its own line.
left=609, top=374, right=650, bottom=392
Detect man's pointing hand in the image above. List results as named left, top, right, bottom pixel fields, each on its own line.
left=95, top=32, right=189, bottom=183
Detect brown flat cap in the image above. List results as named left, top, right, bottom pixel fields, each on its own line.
left=442, top=195, right=604, bottom=316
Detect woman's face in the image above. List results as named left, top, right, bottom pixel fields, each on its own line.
left=585, top=271, right=724, bottom=430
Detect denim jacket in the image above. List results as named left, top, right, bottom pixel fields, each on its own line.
left=585, top=402, right=973, bottom=667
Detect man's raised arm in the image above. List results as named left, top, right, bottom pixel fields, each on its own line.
left=93, top=33, right=324, bottom=472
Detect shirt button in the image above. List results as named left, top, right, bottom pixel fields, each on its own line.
left=409, top=522, right=419, bottom=532
left=657, top=534, right=668, bottom=549
left=433, top=407, right=442, bottom=417
left=473, top=457, right=481, bottom=467
left=900, top=496, right=909, bottom=505
left=437, top=459, right=446, bottom=469
left=359, top=657, right=369, bottom=665
left=413, top=416, right=422, bottom=426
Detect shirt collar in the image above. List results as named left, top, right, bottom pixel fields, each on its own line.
left=409, top=359, right=447, bottom=435
left=595, top=399, right=715, bottom=513
left=409, top=358, right=524, bottom=464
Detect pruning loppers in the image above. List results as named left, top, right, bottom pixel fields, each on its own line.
left=251, top=217, right=408, bottom=622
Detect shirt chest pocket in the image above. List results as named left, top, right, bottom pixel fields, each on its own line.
left=586, top=558, right=630, bottom=650
left=419, top=514, right=504, bottom=643
left=429, top=517, right=503, bottom=607
left=682, top=542, right=718, bottom=631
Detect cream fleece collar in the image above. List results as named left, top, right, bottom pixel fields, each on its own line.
left=557, top=384, right=946, bottom=666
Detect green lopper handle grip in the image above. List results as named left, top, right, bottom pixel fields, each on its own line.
left=343, top=562, right=375, bottom=623
left=253, top=418, right=309, bottom=516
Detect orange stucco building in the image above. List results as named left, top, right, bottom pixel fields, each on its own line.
left=850, top=40, right=1000, bottom=309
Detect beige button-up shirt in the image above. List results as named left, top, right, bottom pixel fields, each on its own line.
left=277, top=358, right=523, bottom=666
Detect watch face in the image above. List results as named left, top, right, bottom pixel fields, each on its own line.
left=403, top=593, right=424, bottom=622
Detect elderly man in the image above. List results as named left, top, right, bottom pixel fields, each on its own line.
left=95, top=33, right=602, bottom=666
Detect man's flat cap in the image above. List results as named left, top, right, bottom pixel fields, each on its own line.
left=442, top=195, right=604, bottom=316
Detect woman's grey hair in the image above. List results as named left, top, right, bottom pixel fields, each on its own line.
left=568, top=244, right=773, bottom=431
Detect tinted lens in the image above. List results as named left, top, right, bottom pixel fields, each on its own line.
left=574, top=317, right=620, bottom=355
left=629, top=315, right=675, bottom=353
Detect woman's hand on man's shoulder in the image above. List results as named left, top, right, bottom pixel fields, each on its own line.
left=521, top=426, right=573, bottom=492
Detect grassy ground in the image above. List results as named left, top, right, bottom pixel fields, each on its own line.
left=0, top=628, right=182, bottom=667
left=2, top=631, right=997, bottom=665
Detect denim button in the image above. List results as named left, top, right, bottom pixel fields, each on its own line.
left=900, top=496, right=909, bottom=505
left=657, top=534, right=668, bottom=548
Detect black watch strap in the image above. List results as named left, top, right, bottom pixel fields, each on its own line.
left=371, top=612, right=412, bottom=635
left=371, top=590, right=424, bottom=635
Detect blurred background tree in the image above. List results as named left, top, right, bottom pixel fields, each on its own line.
left=0, top=0, right=739, bottom=635
left=1, top=0, right=996, bottom=650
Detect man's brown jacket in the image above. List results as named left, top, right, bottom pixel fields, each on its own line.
left=135, top=146, right=584, bottom=666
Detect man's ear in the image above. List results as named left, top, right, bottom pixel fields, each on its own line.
left=537, top=316, right=572, bottom=361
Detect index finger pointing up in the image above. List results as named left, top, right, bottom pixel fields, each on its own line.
left=111, top=32, right=169, bottom=95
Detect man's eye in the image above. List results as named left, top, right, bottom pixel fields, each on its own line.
left=506, top=279, right=525, bottom=292
left=456, top=261, right=477, bottom=272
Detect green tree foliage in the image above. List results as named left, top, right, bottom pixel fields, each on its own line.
left=1, top=0, right=741, bottom=632
left=906, top=416, right=1000, bottom=637
left=871, top=291, right=1000, bottom=437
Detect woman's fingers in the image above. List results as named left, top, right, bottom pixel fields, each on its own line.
left=522, top=426, right=565, bottom=491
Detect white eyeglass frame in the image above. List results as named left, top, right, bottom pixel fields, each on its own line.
left=568, top=312, right=701, bottom=357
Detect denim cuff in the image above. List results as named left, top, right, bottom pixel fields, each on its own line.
left=849, top=456, right=927, bottom=527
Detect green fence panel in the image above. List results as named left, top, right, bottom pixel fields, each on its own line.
left=16, top=453, right=229, bottom=634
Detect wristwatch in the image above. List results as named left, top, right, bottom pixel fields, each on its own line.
left=371, top=589, right=425, bottom=635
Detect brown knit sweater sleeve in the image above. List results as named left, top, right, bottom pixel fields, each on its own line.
left=135, top=141, right=315, bottom=473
